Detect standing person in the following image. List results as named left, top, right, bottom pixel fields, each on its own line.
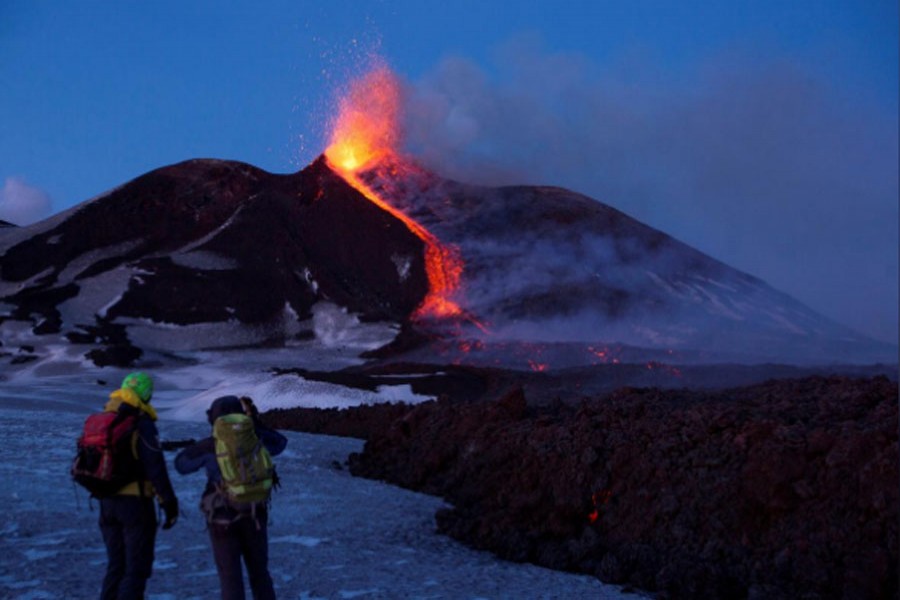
left=99, top=371, right=179, bottom=599
left=175, top=395, right=287, bottom=600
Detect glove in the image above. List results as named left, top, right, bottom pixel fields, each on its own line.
left=271, top=467, right=281, bottom=491
left=161, top=498, right=179, bottom=530
left=240, top=396, right=259, bottom=419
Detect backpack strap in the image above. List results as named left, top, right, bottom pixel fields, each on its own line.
left=116, top=415, right=149, bottom=497
left=105, top=409, right=130, bottom=447
left=200, top=482, right=266, bottom=529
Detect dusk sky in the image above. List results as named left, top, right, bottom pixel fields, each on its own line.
left=1, top=1, right=897, bottom=344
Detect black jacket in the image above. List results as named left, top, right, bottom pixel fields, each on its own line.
left=174, top=396, right=286, bottom=519
left=110, top=402, right=177, bottom=504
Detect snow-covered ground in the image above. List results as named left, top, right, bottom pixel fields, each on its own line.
left=0, top=356, right=637, bottom=599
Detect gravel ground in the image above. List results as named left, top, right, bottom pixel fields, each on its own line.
left=0, top=402, right=634, bottom=599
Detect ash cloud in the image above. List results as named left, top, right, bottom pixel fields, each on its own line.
left=401, top=39, right=899, bottom=345
left=0, top=177, right=52, bottom=226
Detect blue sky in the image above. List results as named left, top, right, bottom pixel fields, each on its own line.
left=1, top=1, right=897, bottom=344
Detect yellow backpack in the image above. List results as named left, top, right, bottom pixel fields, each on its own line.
left=213, top=413, right=274, bottom=505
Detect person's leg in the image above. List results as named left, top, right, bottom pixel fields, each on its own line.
left=209, top=522, right=247, bottom=600
left=238, top=517, right=276, bottom=600
left=117, top=497, right=158, bottom=599
left=99, top=499, right=125, bottom=600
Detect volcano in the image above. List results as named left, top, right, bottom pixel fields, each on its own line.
left=0, top=154, right=894, bottom=367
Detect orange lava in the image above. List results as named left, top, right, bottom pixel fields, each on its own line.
left=324, top=63, right=463, bottom=320
left=528, top=359, right=549, bottom=372
left=588, top=489, right=612, bottom=524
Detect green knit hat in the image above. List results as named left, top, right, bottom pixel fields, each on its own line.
left=121, top=372, right=153, bottom=402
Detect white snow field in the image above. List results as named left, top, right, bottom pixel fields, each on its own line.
left=0, top=359, right=637, bottom=599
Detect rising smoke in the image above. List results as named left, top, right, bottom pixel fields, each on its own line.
left=399, top=39, right=899, bottom=345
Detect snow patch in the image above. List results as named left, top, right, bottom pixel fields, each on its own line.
left=700, top=276, right=738, bottom=293
left=693, top=284, right=744, bottom=320
left=645, top=271, right=679, bottom=297
left=339, top=589, right=382, bottom=599
left=24, top=549, right=58, bottom=561
left=0, top=577, right=41, bottom=590
left=158, top=372, right=429, bottom=422
left=57, top=266, right=133, bottom=323
left=391, top=254, right=412, bottom=281
left=118, top=303, right=309, bottom=352
left=764, top=309, right=808, bottom=335
left=300, top=268, right=319, bottom=293
left=170, top=250, right=239, bottom=271
left=56, top=240, right=141, bottom=283
left=0, top=267, right=54, bottom=299
left=123, top=318, right=281, bottom=351
left=175, top=205, right=245, bottom=254
left=312, top=302, right=399, bottom=350
left=270, top=535, right=325, bottom=547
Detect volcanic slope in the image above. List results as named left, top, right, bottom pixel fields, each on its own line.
left=0, top=157, right=430, bottom=353
left=357, top=163, right=894, bottom=364
left=0, top=156, right=893, bottom=365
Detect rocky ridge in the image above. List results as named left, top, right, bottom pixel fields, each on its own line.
left=269, top=376, right=898, bottom=599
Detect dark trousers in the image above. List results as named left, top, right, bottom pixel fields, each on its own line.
left=99, top=496, right=158, bottom=600
left=209, top=514, right=276, bottom=600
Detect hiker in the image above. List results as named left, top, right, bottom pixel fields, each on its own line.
left=175, top=395, right=287, bottom=600
left=97, top=372, right=179, bottom=599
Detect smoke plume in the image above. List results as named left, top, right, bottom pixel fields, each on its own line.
left=400, top=39, right=899, bottom=344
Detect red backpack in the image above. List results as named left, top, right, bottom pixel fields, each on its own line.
left=71, top=411, right=140, bottom=498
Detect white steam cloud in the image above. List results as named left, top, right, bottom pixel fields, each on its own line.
left=0, top=177, right=52, bottom=226
left=400, top=38, right=899, bottom=344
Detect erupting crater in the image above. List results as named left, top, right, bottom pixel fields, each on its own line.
left=324, top=64, right=464, bottom=321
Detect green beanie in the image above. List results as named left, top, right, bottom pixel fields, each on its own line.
left=122, top=372, right=153, bottom=402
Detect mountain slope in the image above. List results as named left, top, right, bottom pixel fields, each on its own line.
left=356, top=166, right=894, bottom=363
left=0, top=158, right=428, bottom=350
left=0, top=156, right=893, bottom=365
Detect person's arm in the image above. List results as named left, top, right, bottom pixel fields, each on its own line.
left=240, top=396, right=288, bottom=457
left=135, top=418, right=178, bottom=504
left=258, top=426, right=287, bottom=457
left=174, top=437, right=215, bottom=475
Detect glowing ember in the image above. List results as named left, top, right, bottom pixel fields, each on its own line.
left=527, top=359, right=549, bottom=372
left=646, top=361, right=683, bottom=378
left=588, top=489, right=612, bottom=524
left=324, top=63, right=464, bottom=320
left=587, top=345, right=621, bottom=365
left=458, top=340, right=485, bottom=354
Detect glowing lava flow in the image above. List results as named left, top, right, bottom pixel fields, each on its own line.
left=324, top=64, right=464, bottom=320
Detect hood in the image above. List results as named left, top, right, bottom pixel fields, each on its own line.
left=206, top=395, right=245, bottom=425
left=105, top=387, right=158, bottom=421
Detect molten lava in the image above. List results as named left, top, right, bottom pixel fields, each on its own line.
left=324, top=64, right=464, bottom=320
left=588, top=489, right=612, bottom=524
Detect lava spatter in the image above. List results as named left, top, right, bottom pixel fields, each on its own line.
left=324, top=63, right=464, bottom=320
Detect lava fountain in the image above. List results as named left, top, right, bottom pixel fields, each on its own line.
left=324, top=64, right=464, bottom=320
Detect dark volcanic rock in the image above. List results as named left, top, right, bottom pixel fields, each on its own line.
left=0, top=157, right=429, bottom=344
left=68, top=320, right=143, bottom=367
left=348, top=376, right=899, bottom=599
left=262, top=402, right=417, bottom=441
left=261, top=363, right=509, bottom=439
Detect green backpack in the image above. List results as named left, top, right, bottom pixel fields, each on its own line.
left=213, top=413, right=274, bottom=505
